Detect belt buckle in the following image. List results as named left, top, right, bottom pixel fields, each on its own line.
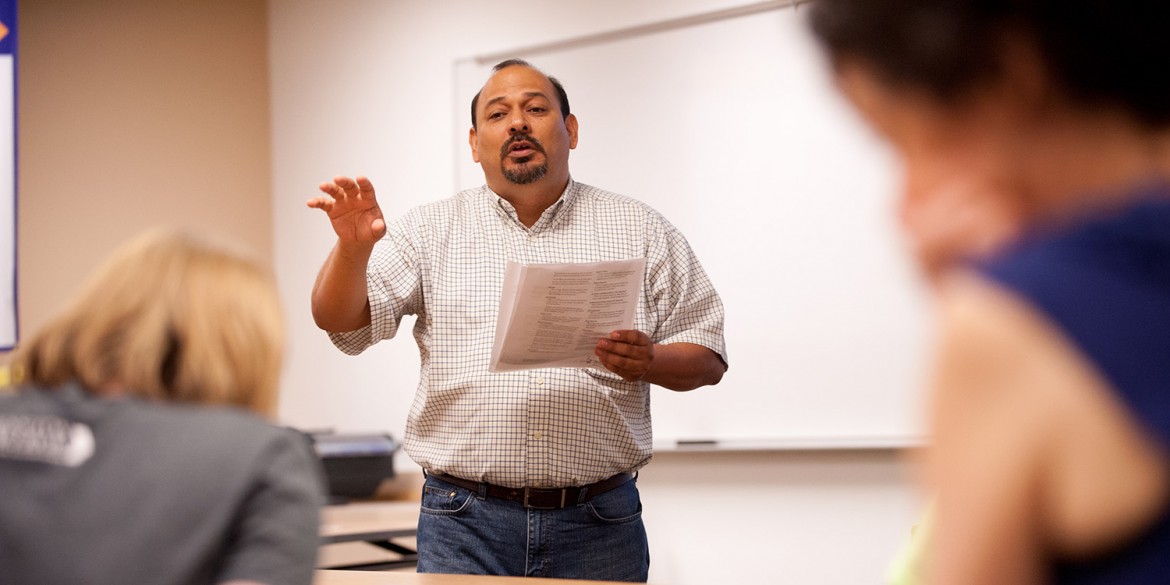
left=523, top=487, right=566, bottom=510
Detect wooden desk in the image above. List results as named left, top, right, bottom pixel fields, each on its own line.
left=321, top=500, right=420, bottom=544
left=314, top=569, right=636, bottom=585
left=320, top=501, right=421, bottom=570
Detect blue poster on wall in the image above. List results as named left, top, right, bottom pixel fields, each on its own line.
left=0, top=0, right=14, bottom=350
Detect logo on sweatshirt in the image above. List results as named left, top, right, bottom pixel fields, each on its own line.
left=0, top=415, right=95, bottom=467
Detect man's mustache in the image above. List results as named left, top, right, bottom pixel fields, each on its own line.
left=501, top=134, right=546, bottom=157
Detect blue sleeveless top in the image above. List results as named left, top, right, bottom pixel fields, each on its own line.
left=975, top=183, right=1170, bottom=584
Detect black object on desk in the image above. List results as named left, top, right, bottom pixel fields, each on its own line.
left=311, top=432, right=400, bottom=503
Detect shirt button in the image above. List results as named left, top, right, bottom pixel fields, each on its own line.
left=534, top=377, right=544, bottom=385
left=534, top=431, right=543, bottom=440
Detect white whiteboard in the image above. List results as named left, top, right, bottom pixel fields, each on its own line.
left=453, top=5, right=932, bottom=448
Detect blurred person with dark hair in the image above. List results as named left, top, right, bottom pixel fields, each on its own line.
left=0, top=229, right=325, bottom=585
left=810, top=1, right=1170, bottom=584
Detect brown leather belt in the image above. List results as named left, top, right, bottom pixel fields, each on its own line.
left=427, top=471, right=635, bottom=510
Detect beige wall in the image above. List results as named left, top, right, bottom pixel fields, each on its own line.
left=9, top=0, right=272, bottom=355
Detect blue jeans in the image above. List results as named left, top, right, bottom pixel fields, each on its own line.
left=417, top=474, right=650, bottom=582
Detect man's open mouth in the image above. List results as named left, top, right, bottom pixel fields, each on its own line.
left=503, top=136, right=543, bottom=160
left=510, top=142, right=534, bottom=156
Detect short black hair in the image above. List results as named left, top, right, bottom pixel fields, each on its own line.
left=809, top=0, right=1170, bottom=128
left=470, top=59, right=571, bottom=129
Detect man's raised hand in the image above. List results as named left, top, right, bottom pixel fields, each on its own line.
left=307, top=175, right=387, bottom=245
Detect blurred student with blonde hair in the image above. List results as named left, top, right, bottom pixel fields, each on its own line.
left=0, top=229, right=324, bottom=585
left=810, top=1, right=1170, bottom=584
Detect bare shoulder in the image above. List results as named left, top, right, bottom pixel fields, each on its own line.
left=927, top=271, right=1170, bottom=583
left=924, top=271, right=1054, bottom=584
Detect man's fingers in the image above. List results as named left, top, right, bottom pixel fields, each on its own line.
left=611, top=354, right=640, bottom=373
left=597, top=338, right=628, bottom=358
left=355, top=175, right=378, bottom=202
left=609, top=329, right=650, bottom=344
left=320, top=176, right=378, bottom=205
left=597, top=330, right=654, bottom=381
left=318, top=180, right=344, bottom=198
left=322, top=176, right=361, bottom=199
left=331, top=175, right=362, bottom=199
left=306, top=196, right=334, bottom=211
left=602, top=354, right=648, bottom=382
left=603, top=330, right=652, bottom=354
left=597, top=339, right=650, bottom=361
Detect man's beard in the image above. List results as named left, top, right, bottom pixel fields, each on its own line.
left=500, top=133, right=548, bottom=184
left=502, top=159, right=548, bottom=184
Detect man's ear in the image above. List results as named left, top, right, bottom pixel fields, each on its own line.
left=469, top=126, right=480, bottom=163
left=566, top=114, right=579, bottom=149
